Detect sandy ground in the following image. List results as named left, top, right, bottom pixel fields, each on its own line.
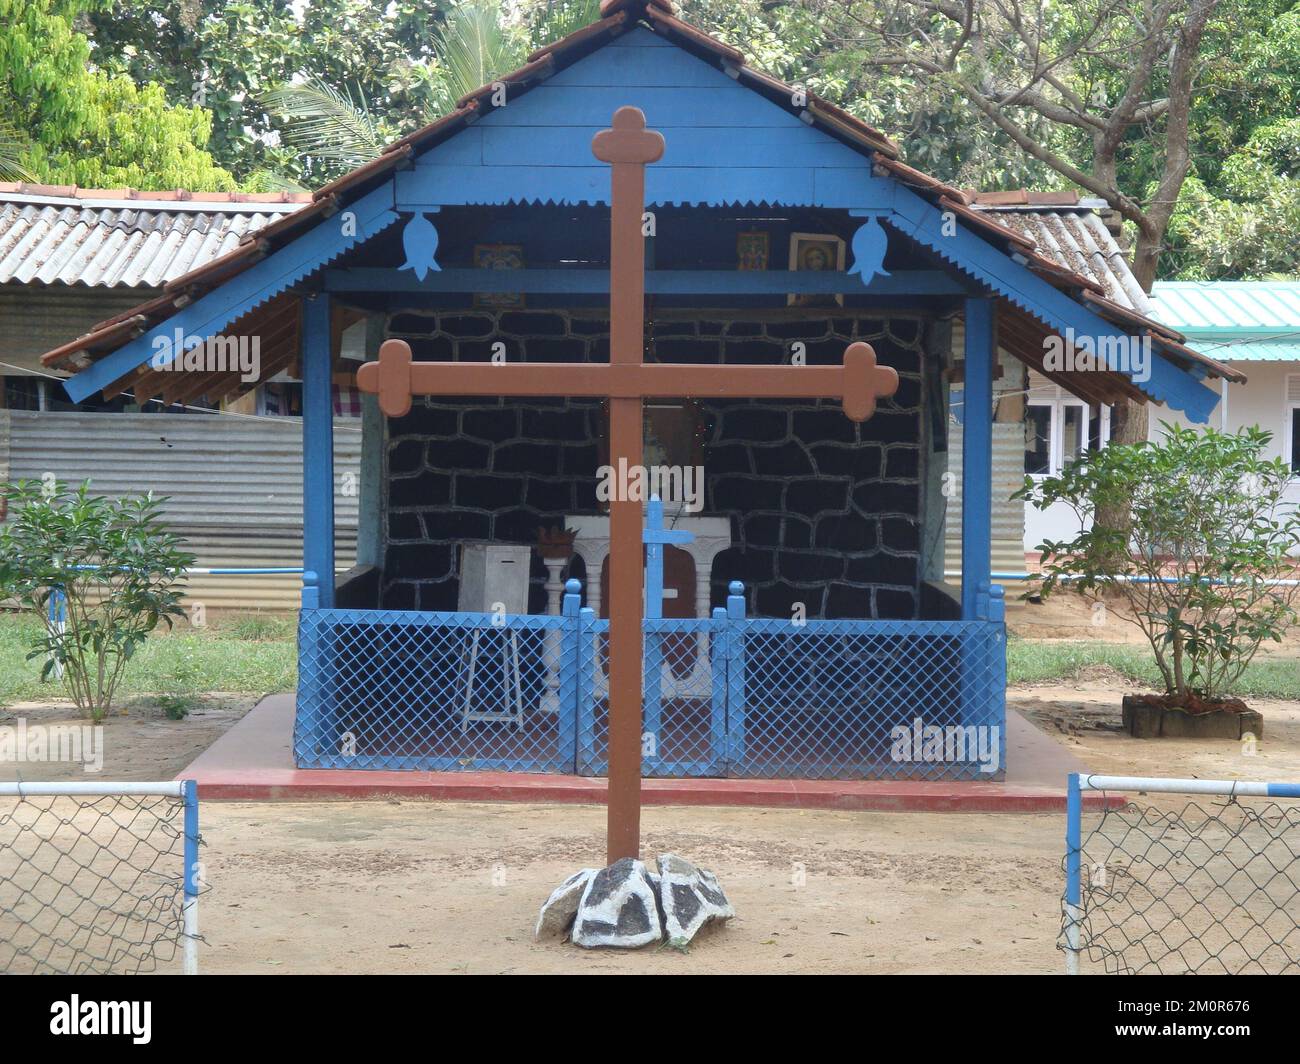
left=1, top=593, right=1296, bottom=974
left=1011, top=678, right=1300, bottom=785
left=194, top=801, right=1065, bottom=974
left=1008, top=591, right=1300, bottom=655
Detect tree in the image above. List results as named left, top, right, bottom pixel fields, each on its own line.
left=0, top=480, right=195, bottom=723
left=1016, top=425, right=1300, bottom=704
left=85, top=0, right=453, bottom=186
left=803, top=0, right=1223, bottom=292
left=1166, top=118, right=1300, bottom=279
left=0, top=0, right=236, bottom=188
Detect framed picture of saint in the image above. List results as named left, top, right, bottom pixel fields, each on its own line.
left=787, top=232, right=845, bottom=306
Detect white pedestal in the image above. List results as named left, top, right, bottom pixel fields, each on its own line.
left=538, top=555, right=569, bottom=715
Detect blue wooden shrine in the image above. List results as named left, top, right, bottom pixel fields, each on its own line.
left=47, top=0, right=1237, bottom=782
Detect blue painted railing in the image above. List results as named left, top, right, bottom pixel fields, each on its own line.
left=294, top=580, right=1008, bottom=780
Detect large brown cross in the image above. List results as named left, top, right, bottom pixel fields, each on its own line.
left=358, top=106, right=899, bottom=863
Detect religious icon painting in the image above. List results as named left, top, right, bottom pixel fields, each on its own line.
left=472, top=243, right=526, bottom=308
left=788, top=232, right=846, bottom=307
left=736, top=230, right=770, bottom=271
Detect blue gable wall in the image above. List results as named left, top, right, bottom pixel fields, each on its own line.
left=397, top=28, right=895, bottom=210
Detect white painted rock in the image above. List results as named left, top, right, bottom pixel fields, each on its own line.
left=571, top=858, right=663, bottom=949
left=534, top=868, right=597, bottom=940
left=656, top=853, right=734, bottom=947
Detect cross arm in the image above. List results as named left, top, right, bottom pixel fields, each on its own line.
left=357, top=340, right=899, bottom=422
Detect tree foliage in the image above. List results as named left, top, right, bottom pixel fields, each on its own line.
left=0, top=0, right=236, bottom=188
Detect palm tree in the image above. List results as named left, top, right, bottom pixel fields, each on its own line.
left=263, top=0, right=601, bottom=180
left=260, top=79, right=394, bottom=174
left=0, top=118, right=33, bottom=182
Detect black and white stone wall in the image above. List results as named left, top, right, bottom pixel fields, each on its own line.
left=381, top=310, right=925, bottom=619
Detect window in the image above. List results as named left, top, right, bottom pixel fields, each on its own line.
left=1026, top=392, right=1110, bottom=476
left=1025, top=404, right=1052, bottom=474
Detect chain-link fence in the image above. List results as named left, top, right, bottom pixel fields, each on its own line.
left=299, top=580, right=1008, bottom=780
left=0, top=781, right=200, bottom=974
left=1061, top=774, right=1300, bottom=975
left=732, top=618, right=1005, bottom=779
left=295, top=607, right=579, bottom=772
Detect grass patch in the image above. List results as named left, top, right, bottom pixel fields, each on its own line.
left=0, top=612, right=297, bottom=708
left=1008, top=638, right=1300, bottom=700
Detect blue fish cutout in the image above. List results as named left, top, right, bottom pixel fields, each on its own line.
left=398, top=212, right=441, bottom=281
left=848, top=216, right=890, bottom=283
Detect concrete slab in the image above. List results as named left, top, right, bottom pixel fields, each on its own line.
left=178, top=694, right=1108, bottom=810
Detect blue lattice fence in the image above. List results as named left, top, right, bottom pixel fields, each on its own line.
left=294, top=606, right=578, bottom=772
left=295, top=582, right=1007, bottom=779
left=732, top=617, right=1005, bottom=779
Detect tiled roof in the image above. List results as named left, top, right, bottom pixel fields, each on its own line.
left=970, top=193, right=1152, bottom=314
left=0, top=189, right=309, bottom=287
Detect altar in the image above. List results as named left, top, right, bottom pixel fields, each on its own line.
left=540, top=511, right=733, bottom=700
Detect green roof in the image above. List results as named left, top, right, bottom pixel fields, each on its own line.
left=1151, top=281, right=1300, bottom=361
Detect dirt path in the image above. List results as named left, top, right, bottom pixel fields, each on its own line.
left=197, top=801, right=1066, bottom=974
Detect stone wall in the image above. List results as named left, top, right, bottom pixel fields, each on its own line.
left=381, top=309, right=926, bottom=619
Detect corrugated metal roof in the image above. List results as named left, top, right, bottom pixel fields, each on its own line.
left=1151, top=281, right=1300, bottom=331
left=1150, top=282, right=1300, bottom=363
left=0, top=193, right=307, bottom=287
left=974, top=200, right=1152, bottom=314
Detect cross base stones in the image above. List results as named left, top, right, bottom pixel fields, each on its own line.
left=535, top=854, right=734, bottom=950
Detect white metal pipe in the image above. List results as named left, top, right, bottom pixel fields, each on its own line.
left=0, top=781, right=187, bottom=797
left=1078, top=774, right=1300, bottom=798
left=182, top=897, right=199, bottom=975
left=944, top=570, right=1300, bottom=586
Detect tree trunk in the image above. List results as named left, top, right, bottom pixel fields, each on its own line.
left=1095, top=397, right=1148, bottom=536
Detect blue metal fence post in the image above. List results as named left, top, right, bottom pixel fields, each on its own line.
left=724, top=581, right=746, bottom=771
left=1065, top=771, right=1082, bottom=974
left=293, top=571, right=321, bottom=768
left=302, top=293, right=335, bottom=609
left=558, top=578, right=582, bottom=772
left=181, top=778, right=199, bottom=975
left=710, top=605, right=729, bottom=772
left=576, top=604, right=597, bottom=775
left=961, top=297, right=994, bottom=621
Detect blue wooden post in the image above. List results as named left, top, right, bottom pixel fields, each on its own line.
left=961, top=297, right=994, bottom=620
left=723, top=581, right=746, bottom=769
left=557, top=578, right=582, bottom=772
left=302, top=293, right=335, bottom=609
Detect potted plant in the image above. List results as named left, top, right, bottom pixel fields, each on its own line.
left=1015, top=424, right=1300, bottom=739
left=536, top=525, right=577, bottom=562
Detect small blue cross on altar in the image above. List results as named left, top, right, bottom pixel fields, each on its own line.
left=643, top=495, right=693, bottom=618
